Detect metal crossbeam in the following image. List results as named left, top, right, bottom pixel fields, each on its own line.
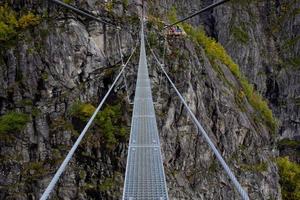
left=122, top=24, right=169, bottom=200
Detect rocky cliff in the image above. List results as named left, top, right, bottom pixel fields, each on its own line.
left=0, top=0, right=299, bottom=199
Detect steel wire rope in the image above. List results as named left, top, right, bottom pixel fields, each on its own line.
left=40, top=46, right=137, bottom=200
left=50, top=0, right=117, bottom=27
left=164, top=0, right=230, bottom=29
left=145, top=39, right=250, bottom=200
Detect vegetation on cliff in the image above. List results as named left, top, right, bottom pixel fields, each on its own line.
left=277, top=157, right=300, bottom=200
left=0, top=111, right=29, bottom=141
left=69, top=100, right=128, bottom=149
left=167, top=7, right=277, bottom=133
left=0, top=4, right=40, bottom=42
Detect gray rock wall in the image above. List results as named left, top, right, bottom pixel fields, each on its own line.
left=1, top=0, right=299, bottom=199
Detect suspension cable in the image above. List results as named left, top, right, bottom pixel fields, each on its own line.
left=50, top=0, right=118, bottom=28
left=40, top=47, right=137, bottom=200
left=146, top=41, right=250, bottom=200
left=164, top=0, right=230, bottom=29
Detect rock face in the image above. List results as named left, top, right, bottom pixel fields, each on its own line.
left=149, top=38, right=280, bottom=199
left=212, top=0, right=300, bottom=143
left=155, top=0, right=300, bottom=142
left=0, top=0, right=298, bottom=199
left=0, top=1, right=138, bottom=199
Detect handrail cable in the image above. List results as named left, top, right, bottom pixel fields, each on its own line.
left=50, top=0, right=118, bottom=28
left=146, top=41, right=250, bottom=200
left=164, top=0, right=230, bottom=29
left=40, top=47, right=137, bottom=200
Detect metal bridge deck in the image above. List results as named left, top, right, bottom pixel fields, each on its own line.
left=122, top=29, right=168, bottom=200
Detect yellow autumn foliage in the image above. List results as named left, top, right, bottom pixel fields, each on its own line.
left=0, top=4, right=40, bottom=42
left=18, top=12, right=40, bottom=29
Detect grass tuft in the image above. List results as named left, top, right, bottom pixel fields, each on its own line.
left=0, top=111, right=29, bottom=135
left=69, top=101, right=128, bottom=149
left=277, top=157, right=300, bottom=200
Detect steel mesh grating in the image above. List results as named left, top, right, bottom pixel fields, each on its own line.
left=123, top=32, right=168, bottom=200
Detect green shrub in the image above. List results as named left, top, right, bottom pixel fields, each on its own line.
left=0, top=4, right=40, bottom=42
left=277, top=157, right=300, bottom=200
left=96, top=104, right=127, bottom=148
left=0, top=21, right=16, bottom=41
left=18, top=12, right=40, bottom=29
left=69, top=101, right=127, bottom=149
left=105, top=2, right=114, bottom=12
left=69, top=101, right=96, bottom=122
left=0, top=112, right=29, bottom=135
left=0, top=4, right=18, bottom=41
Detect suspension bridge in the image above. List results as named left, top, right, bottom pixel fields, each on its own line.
left=40, top=1, right=249, bottom=200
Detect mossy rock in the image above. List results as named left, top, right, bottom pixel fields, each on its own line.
left=0, top=111, right=29, bottom=142
left=69, top=100, right=128, bottom=150
left=277, top=157, right=300, bottom=200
